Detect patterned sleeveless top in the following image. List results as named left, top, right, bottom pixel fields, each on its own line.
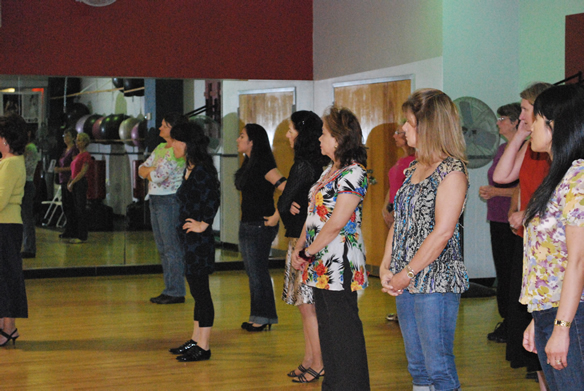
left=390, top=156, right=470, bottom=294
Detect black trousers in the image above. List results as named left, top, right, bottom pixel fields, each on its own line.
left=186, top=273, right=214, bottom=328
left=70, top=178, right=88, bottom=241
left=61, top=182, right=75, bottom=236
left=313, top=261, right=370, bottom=391
left=489, top=221, right=516, bottom=319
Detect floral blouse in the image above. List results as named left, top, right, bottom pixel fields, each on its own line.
left=139, top=143, right=185, bottom=195
left=302, top=162, right=369, bottom=292
left=520, top=159, right=584, bottom=312
left=390, top=157, right=469, bottom=294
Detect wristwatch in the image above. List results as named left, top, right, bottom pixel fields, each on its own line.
left=554, top=319, right=572, bottom=328
left=406, top=265, right=416, bottom=279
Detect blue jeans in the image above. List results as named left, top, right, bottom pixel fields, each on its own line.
left=21, top=181, right=36, bottom=254
left=239, top=221, right=279, bottom=324
left=396, top=291, right=461, bottom=391
left=150, top=194, right=185, bottom=297
left=532, top=302, right=584, bottom=391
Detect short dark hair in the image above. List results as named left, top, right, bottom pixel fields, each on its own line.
left=162, top=112, right=188, bottom=128
left=497, top=103, right=521, bottom=123
left=321, top=106, right=367, bottom=167
left=290, top=110, right=329, bottom=166
left=0, top=113, right=28, bottom=155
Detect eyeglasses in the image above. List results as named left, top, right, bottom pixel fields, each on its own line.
left=394, top=130, right=405, bottom=135
left=497, top=117, right=509, bottom=122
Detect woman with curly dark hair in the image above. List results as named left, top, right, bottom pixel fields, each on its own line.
left=0, top=114, right=29, bottom=347
left=278, top=111, right=329, bottom=382
left=168, top=122, right=220, bottom=362
left=292, top=106, right=370, bottom=389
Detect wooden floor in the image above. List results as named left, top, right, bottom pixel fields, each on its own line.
left=2, top=271, right=541, bottom=390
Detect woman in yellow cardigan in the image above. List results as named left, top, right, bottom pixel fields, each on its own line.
left=0, top=114, right=28, bottom=347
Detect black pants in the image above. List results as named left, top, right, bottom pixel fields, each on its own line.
left=489, top=221, right=516, bottom=319
left=70, top=178, right=88, bottom=241
left=61, top=182, right=75, bottom=236
left=313, top=261, right=370, bottom=390
left=186, top=273, right=214, bottom=328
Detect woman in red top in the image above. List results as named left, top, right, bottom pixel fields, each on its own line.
left=67, top=132, right=92, bottom=244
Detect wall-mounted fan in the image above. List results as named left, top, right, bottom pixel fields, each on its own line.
left=76, top=0, right=117, bottom=6
left=454, top=96, right=499, bottom=169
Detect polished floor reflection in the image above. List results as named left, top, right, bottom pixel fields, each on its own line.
left=24, top=226, right=243, bottom=269
left=3, top=272, right=541, bottom=390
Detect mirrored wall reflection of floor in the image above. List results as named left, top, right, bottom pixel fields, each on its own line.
left=25, top=227, right=244, bottom=270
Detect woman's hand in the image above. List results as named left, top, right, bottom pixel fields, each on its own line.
left=67, top=180, right=74, bottom=192
left=479, top=185, right=495, bottom=200
left=379, top=268, right=396, bottom=294
left=263, top=212, right=279, bottom=227
left=183, top=218, right=208, bottom=233
left=522, top=319, right=537, bottom=353
left=545, top=327, right=570, bottom=370
left=138, top=165, right=156, bottom=180
left=290, top=202, right=301, bottom=215
left=385, top=270, right=410, bottom=296
left=291, top=249, right=306, bottom=271
left=382, top=208, right=394, bottom=228
left=508, top=210, right=525, bottom=233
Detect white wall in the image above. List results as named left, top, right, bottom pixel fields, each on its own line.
left=313, top=0, right=443, bottom=80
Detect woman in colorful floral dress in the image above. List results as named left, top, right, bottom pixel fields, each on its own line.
left=292, top=106, right=369, bottom=390
left=521, top=84, right=584, bottom=391
left=379, top=89, right=469, bottom=391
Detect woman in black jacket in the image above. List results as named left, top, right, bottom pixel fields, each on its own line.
left=278, top=111, right=329, bottom=383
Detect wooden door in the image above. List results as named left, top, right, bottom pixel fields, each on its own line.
left=334, top=79, right=411, bottom=274
left=238, top=89, right=295, bottom=251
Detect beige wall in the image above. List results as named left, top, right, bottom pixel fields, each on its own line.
left=313, top=0, right=443, bottom=80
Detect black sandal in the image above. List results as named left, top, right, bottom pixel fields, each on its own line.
left=292, top=367, right=324, bottom=383
left=287, top=364, right=308, bottom=378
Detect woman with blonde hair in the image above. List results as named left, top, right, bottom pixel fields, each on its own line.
left=379, top=88, right=469, bottom=391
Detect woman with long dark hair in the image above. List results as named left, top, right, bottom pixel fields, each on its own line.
left=379, top=89, right=469, bottom=391
left=168, top=122, right=220, bottom=362
left=278, top=111, right=329, bottom=382
left=236, top=124, right=286, bottom=331
left=292, top=106, right=370, bottom=389
left=521, top=84, right=584, bottom=391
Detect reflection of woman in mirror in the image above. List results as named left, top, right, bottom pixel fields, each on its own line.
left=67, top=132, right=91, bottom=244
left=139, top=113, right=188, bottom=304
left=236, top=124, right=286, bottom=332
left=168, top=122, right=220, bottom=362
left=0, top=114, right=29, bottom=347
left=53, top=128, right=79, bottom=239
left=20, top=124, right=40, bottom=258
left=278, top=111, right=329, bottom=382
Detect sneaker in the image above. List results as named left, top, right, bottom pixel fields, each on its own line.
left=487, top=321, right=507, bottom=343
left=150, top=294, right=185, bottom=304
left=176, top=345, right=211, bottom=362
left=386, top=313, right=398, bottom=322
left=68, top=238, right=86, bottom=244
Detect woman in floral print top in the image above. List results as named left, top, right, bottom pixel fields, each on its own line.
left=292, top=106, right=370, bottom=389
left=521, top=85, right=584, bottom=391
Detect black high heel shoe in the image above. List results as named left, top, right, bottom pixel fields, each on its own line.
left=245, top=323, right=272, bottom=332
left=292, top=367, right=324, bottom=383
left=169, top=339, right=197, bottom=355
left=0, top=329, right=19, bottom=347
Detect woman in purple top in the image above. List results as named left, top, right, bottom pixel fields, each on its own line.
left=53, top=128, right=78, bottom=239
left=382, top=123, right=416, bottom=229
left=479, top=103, right=520, bottom=343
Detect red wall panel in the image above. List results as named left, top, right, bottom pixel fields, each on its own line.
left=0, top=0, right=313, bottom=80
left=566, top=12, right=584, bottom=81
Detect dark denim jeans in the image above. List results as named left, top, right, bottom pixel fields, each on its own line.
left=396, top=291, right=461, bottom=391
left=150, top=194, right=185, bottom=297
left=533, top=302, right=584, bottom=391
left=239, top=221, right=279, bottom=325
left=21, top=181, right=36, bottom=254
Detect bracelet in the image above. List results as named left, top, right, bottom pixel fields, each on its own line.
left=406, top=265, right=416, bottom=279
left=554, top=319, right=572, bottom=328
left=274, top=177, right=287, bottom=188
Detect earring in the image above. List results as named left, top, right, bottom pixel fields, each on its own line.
left=2, top=142, right=6, bottom=146
left=334, top=144, right=338, bottom=150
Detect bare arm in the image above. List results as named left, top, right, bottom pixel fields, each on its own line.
left=544, top=225, right=584, bottom=371
left=67, top=162, right=89, bottom=192
left=388, top=171, right=468, bottom=292
left=381, top=188, right=394, bottom=227
left=265, top=168, right=286, bottom=192
left=493, top=123, right=531, bottom=184
left=380, top=224, right=396, bottom=295
left=479, top=185, right=516, bottom=200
